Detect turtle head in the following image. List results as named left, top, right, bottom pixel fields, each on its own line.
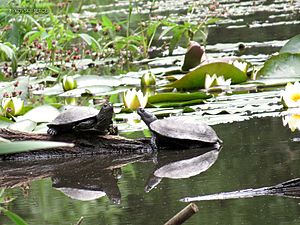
left=97, top=103, right=114, bottom=121
left=137, top=107, right=157, bottom=127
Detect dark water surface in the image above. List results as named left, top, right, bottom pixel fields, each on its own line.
left=1, top=116, right=300, bottom=225
left=1, top=0, right=300, bottom=224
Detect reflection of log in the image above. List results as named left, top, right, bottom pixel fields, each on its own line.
left=0, top=128, right=152, bottom=160
left=0, top=153, right=152, bottom=189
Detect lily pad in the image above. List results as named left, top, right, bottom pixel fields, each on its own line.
left=149, top=99, right=206, bottom=108
left=0, top=116, right=13, bottom=128
left=76, top=75, right=122, bottom=87
left=167, top=62, right=247, bottom=90
left=16, top=105, right=60, bottom=123
left=257, top=53, right=300, bottom=78
left=0, top=141, right=74, bottom=155
left=280, top=34, right=300, bottom=54
left=59, top=85, right=112, bottom=97
left=8, top=119, right=37, bottom=132
left=148, top=92, right=212, bottom=103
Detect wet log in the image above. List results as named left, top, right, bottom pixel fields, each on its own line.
left=0, top=128, right=152, bottom=160
left=164, top=203, right=199, bottom=225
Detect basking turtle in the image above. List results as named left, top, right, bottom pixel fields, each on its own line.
left=137, top=108, right=222, bottom=149
left=47, top=103, right=115, bottom=136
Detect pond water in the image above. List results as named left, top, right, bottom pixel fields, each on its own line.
left=0, top=116, right=300, bottom=225
left=1, top=0, right=300, bottom=224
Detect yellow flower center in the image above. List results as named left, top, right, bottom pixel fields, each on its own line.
left=292, top=114, right=300, bottom=119
left=291, top=93, right=300, bottom=102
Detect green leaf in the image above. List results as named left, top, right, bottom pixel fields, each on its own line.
left=0, top=207, right=29, bottom=225
left=168, top=62, right=247, bottom=90
left=0, top=141, right=74, bottom=155
left=101, top=15, right=114, bottom=29
left=148, top=92, right=211, bottom=103
left=149, top=99, right=205, bottom=108
left=280, top=34, right=300, bottom=54
left=78, top=33, right=101, bottom=51
left=0, top=43, right=17, bottom=73
left=257, top=53, right=300, bottom=78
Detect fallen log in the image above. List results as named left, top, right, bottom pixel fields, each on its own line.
left=0, top=128, right=152, bottom=160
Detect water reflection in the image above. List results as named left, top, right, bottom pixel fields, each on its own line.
left=145, top=146, right=221, bottom=192
left=0, top=153, right=153, bottom=204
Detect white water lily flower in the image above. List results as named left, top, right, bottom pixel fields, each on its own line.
left=282, top=114, right=300, bottom=132
left=281, top=82, right=300, bottom=108
left=205, top=74, right=231, bottom=89
left=1, top=97, right=24, bottom=117
left=123, top=88, right=148, bottom=110
left=231, top=60, right=248, bottom=74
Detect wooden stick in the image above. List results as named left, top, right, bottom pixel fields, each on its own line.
left=164, top=203, right=199, bottom=225
left=74, top=216, right=84, bottom=225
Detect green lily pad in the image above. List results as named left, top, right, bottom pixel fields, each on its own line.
left=16, top=105, right=60, bottom=123
left=0, top=141, right=74, bottom=155
left=257, top=53, right=300, bottom=78
left=280, top=34, right=300, bottom=54
left=76, top=75, right=122, bottom=87
left=0, top=116, right=13, bottom=128
left=148, top=92, right=212, bottom=103
left=59, top=85, right=112, bottom=97
left=8, top=119, right=37, bottom=132
left=149, top=99, right=205, bottom=108
left=167, top=62, right=247, bottom=90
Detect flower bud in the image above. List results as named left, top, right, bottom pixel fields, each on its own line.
left=141, top=72, right=156, bottom=87
left=62, top=76, right=77, bottom=91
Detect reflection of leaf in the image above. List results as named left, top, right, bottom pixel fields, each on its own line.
left=257, top=53, right=300, bottom=78
left=148, top=92, right=211, bottom=103
left=0, top=141, right=74, bottom=155
left=280, top=34, right=300, bottom=54
left=168, top=62, right=247, bottom=90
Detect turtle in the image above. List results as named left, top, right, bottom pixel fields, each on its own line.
left=47, top=103, right=115, bottom=136
left=137, top=108, right=222, bottom=150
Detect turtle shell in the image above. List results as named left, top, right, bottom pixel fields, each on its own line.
left=150, top=117, right=220, bottom=143
left=49, top=106, right=99, bottom=126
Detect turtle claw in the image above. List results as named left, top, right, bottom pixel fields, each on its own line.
left=47, top=128, right=57, bottom=136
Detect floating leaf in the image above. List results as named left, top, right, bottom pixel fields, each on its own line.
left=0, top=116, right=13, bottom=128
left=32, top=84, right=64, bottom=96
left=257, top=53, right=300, bottom=78
left=280, top=34, right=300, bottom=54
left=16, top=105, right=60, bottom=123
left=8, top=119, right=37, bottom=132
left=76, top=75, right=122, bottom=87
left=148, top=92, right=211, bottom=103
left=149, top=99, right=205, bottom=108
left=59, top=85, right=112, bottom=97
left=168, top=62, right=247, bottom=90
left=0, top=141, right=74, bottom=155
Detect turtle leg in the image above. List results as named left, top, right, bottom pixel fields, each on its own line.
left=73, top=119, right=96, bottom=131
left=108, top=124, right=118, bottom=135
left=47, top=128, right=58, bottom=136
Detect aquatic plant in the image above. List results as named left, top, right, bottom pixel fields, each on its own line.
left=281, top=82, right=300, bottom=108
left=123, top=89, right=148, bottom=110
